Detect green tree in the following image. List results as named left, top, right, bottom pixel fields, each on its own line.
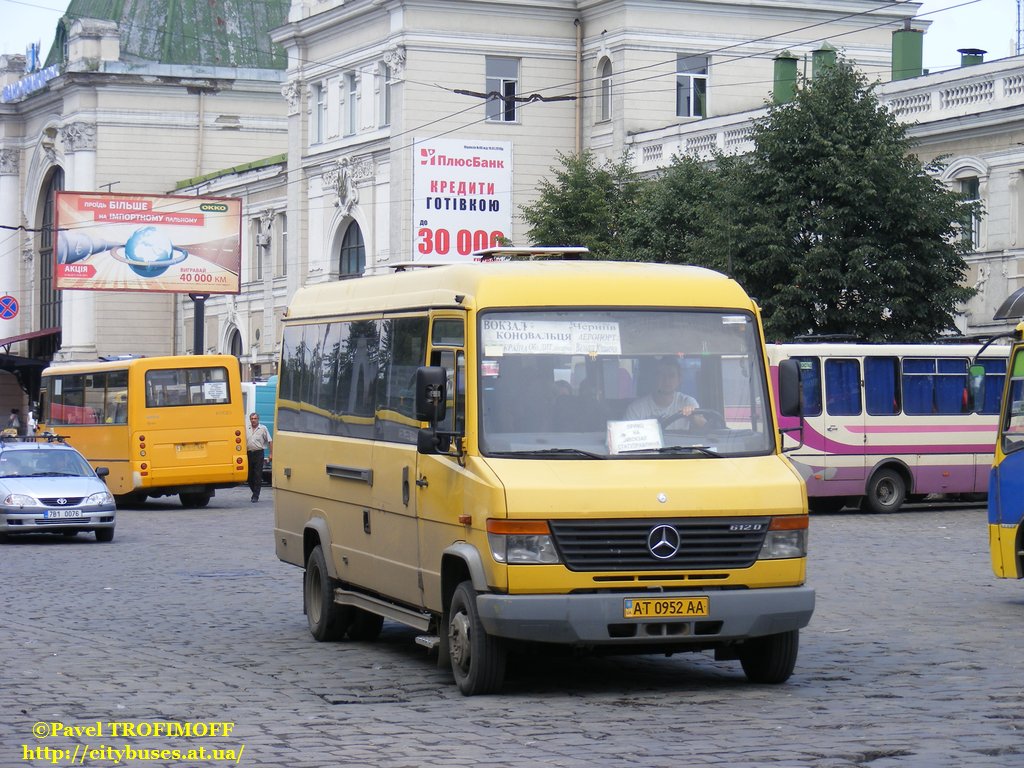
left=733, top=58, right=976, bottom=341
left=520, top=151, right=638, bottom=259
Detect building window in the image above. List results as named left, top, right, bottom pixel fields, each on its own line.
left=379, top=63, right=391, bottom=127
left=676, top=54, right=708, bottom=118
left=39, top=168, right=64, bottom=337
left=313, top=82, right=327, bottom=143
left=339, top=222, right=365, bottom=278
left=486, top=56, right=519, bottom=123
left=253, top=219, right=265, bottom=281
left=277, top=212, right=288, bottom=278
left=960, top=177, right=981, bottom=249
left=345, top=72, right=358, bottom=136
left=599, top=58, right=612, bottom=122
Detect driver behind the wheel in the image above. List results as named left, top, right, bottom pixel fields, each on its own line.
left=625, top=356, right=706, bottom=430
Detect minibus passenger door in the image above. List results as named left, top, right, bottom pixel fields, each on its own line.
left=414, top=350, right=467, bottom=613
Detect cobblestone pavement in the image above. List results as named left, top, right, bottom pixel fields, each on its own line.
left=2, top=486, right=1021, bottom=768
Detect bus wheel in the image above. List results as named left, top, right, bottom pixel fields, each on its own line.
left=448, top=581, right=506, bottom=695
left=863, top=469, right=906, bottom=514
left=180, top=492, right=211, bottom=508
left=347, top=608, right=384, bottom=641
left=738, top=629, right=798, bottom=683
left=304, top=545, right=352, bottom=641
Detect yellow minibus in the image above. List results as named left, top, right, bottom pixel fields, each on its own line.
left=274, top=259, right=813, bottom=695
left=39, top=355, right=247, bottom=507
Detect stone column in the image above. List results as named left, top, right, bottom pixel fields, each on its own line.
left=54, top=122, right=98, bottom=361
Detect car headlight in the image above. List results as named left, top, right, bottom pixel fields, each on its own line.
left=4, top=493, right=40, bottom=507
left=486, top=520, right=561, bottom=564
left=84, top=490, right=115, bottom=506
left=758, top=516, right=808, bottom=559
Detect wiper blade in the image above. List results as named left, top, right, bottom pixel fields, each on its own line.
left=493, top=448, right=606, bottom=459
left=621, top=445, right=722, bottom=457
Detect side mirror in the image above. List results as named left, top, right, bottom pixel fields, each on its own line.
left=778, top=359, right=802, bottom=417
left=967, top=364, right=986, bottom=413
left=414, top=366, right=447, bottom=423
left=95, top=466, right=110, bottom=479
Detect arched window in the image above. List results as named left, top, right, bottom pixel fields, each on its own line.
left=339, top=222, right=365, bottom=278
left=38, top=168, right=64, bottom=353
left=229, top=328, right=242, bottom=358
left=599, top=58, right=612, bottom=122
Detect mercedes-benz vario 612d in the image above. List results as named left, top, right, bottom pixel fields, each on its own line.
left=273, top=258, right=813, bottom=695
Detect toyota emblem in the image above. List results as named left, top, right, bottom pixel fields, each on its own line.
left=56, top=498, right=68, bottom=505
left=647, top=524, right=681, bottom=560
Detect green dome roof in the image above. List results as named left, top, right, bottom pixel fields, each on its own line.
left=46, top=0, right=290, bottom=69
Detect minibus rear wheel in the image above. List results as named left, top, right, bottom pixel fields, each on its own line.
left=738, top=629, right=798, bottom=684
left=448, top=581, right=506, bottom=695
left=304, top=545, right=352, bottom=641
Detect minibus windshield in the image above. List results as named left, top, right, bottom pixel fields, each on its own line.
left=478, top=309, right=773, bottom=458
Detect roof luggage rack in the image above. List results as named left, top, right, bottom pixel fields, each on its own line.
left=387, top=246, right=590, bottom=272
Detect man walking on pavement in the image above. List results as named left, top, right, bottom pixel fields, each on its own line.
left=245, top=412, right=272, bottom=503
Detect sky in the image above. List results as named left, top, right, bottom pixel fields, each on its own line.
left=0, top=0, right=1017, bottom=74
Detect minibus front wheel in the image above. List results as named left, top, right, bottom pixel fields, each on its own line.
left=304, top=545, right=352, bottom=641
left=448, top=582, right=507, bottom=696
left=738, top=629, right=799, bottom=684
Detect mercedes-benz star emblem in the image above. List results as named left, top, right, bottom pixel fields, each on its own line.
left=647, top=524, right=681, bottom=560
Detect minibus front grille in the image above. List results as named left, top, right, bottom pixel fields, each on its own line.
left=548, top=517, right=769, bottom=571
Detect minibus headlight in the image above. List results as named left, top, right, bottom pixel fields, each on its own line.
left=758, top=516, right=808, bottom=560
left=486, top=520, right=561, bottom=565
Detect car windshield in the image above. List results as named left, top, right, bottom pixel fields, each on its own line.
left=0, top=449, right=94, bottom=478
left=477, top=309, right=774, bottom=458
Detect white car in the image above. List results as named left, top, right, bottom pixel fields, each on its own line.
left=0, top=438, right=116, bottom=542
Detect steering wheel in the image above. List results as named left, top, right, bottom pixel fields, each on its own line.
left=660, top=408, right=726, bottom=433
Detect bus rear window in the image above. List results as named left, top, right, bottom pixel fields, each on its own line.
left=145, top=367, right=231, bottom=407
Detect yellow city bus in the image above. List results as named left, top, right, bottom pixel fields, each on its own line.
left=38, top=355, right=248, bottom=507
left=274, top=258, right=813, bottom=695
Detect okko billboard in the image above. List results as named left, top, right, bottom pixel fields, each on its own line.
left=412, top=138, right=512, bottom=261
left=54, top=192, right=242, bottom=294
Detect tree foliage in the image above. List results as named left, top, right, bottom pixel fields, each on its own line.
left=519, top=151, right=638, bottom=260
left=521, top=58, right=976, bottom=342
left=733, top=58, right=975, bottom=341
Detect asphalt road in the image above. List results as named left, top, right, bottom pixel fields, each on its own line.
left=2, top=487, right=1021, bottom=767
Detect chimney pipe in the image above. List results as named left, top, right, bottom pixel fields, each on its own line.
left=891, top=25, right=923, bottom=80
left=773, top=51, right=798, bottom=104
left=957, top=48, right=986, bottom=67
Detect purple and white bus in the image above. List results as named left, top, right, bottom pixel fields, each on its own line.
left=767, top=342, right=1009, bottom=513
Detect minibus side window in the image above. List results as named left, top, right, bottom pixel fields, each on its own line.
left=864, top=356, right=899, bottom=415
left=377, top=316, right=429, bottom=444
left=1002, top=351, right=1024, bottom=454
left=793, top=357, right=822, bottom=417
left=824, top=359, right=861, bottom=416
left=434, top=349, right=465, bottom=437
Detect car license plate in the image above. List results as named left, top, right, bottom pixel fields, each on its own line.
left=45, top=509, right=83, bottom=519
left=623, top=596, right=709, bottom=619
left=176, top=442, right=204, bottom=453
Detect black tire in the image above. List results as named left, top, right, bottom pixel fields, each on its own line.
left=347, top=608, right=384, bottom=641
left=180, top=492, right=211, bottom=508
left=808, top=496, right=847, bottom=514
left=738, top=629, right=799, bottom=683
left=303, top=545, right=352, bottom=641
left=862, top=469, right=906, bottom=514
left=447, top=581, right=506, bottom=695
left=95, top=527, right=114, bottom=543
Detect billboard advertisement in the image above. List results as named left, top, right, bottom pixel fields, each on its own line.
left=54, top=192, right=242, bottom=294
left=412, top=138, right=512, bottom=261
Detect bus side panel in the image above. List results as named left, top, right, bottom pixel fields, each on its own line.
left=988, top=454, right=1024, bottom=578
